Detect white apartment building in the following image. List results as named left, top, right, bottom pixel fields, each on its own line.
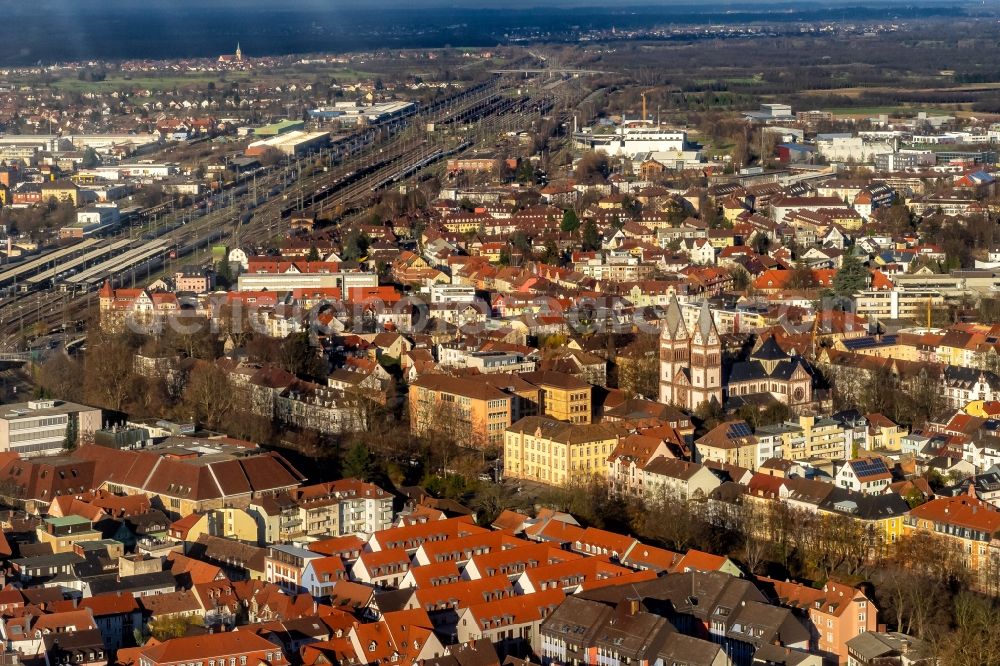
left=855, top=289, right=945, bottom=321
left=0, top=399, right=102, bottom=457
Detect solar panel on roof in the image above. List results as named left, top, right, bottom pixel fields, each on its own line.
left=727, top=422, right=753, bottom=438
left=851, top=458, right=888, bottom=478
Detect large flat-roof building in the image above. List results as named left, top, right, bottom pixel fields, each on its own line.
left=573, top=126, right=688, bottom=158
left=0, top=399, right=102, bottom=458
left=236, top=269, right=377, bottom=292
left=246, top=130, right=330, bottom=157
left=254, top=119, right=306, bottom=137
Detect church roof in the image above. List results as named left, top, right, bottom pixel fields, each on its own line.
left=752, top=336, right=789, bottom=361
left=697, top=300, right=716, bottom=340
left=662, top=295, right=684, bottom=339
left=727, top=359, right=805, bottom=384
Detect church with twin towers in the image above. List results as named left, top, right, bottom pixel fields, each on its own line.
left=658, top=296, right=815, bottom=412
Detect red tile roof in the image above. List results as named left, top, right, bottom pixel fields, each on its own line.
left=140, top=631, right=287, bottom=664
left=909, top=495, right=1000, bottom=534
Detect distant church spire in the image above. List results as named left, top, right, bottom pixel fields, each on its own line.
left=235, top=42, right=242, bottom=62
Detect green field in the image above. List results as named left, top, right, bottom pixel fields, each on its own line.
left=693, top=76, right=764, bottom=87
left=39, top=65, right=423, bottom=93
left=824, top=106, right=958, bottom=117
left=48, top=73, right=249, bottom=92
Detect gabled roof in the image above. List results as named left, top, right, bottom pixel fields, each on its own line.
left=140, top=630, right=284, bottom=663
left=463, top=587, right=565, bottom=629
left=369, top=515, right=486, bottom=552
left=412, top=574, right=514, bottom=611
left=671, top=549, right=734, bottom=574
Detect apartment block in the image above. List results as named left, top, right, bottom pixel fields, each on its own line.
left=409, top=374, right=513, bottom=448
left=0, top=399, right=102, bottom=457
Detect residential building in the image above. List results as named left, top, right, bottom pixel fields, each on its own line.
left=409, top=374, right=513, bottom=449
left=36, top=516, right=102, bottom=554
left=606, top=433, right=674, bottom=498
left=167, top=508, right=259, bottom=544
left=265, top=544, right=323, bottom=594
left=641, top=458, right=722, bottom=502
left=904, top=494, right=1000, bottom=583
left=521, top=370, right=593, bottom=425
left=455, top=588, right=565, bottom=658
left=845, top=632, right=932, bottom=666
left=540, top=571, right=808, bottom=666
left=695, top=421, right=759, bottom=471
left=759, top=578, right=877, bottom=664
left=835, top=458, right=893, bottom=494
left=757, top=416, right=852, bottom=463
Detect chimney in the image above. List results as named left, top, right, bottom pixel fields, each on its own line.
left=628, top=598, right=640, bottom=616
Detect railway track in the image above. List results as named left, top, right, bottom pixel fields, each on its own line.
left=0, top=75, right=592, bottom=349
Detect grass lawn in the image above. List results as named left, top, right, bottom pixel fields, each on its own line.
left=42, top=64, right=418, bottom=93
left=824, top=106, right=957, bottom=117
left=49, top=73, right=244, bottom=92
left=693, top=76, right=763, bottom=87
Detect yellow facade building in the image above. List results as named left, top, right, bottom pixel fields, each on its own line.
left=40, top=180, right=79, bottom=206
left=504, top=416, right=624, bottom=486
left=409, top=374, right=513, bottom=449
left=694, top=420, right=758, bottom=470
left=522, top=370, right=592, bottom=424
left=36, top=516, right=102, bottom=554
left=905, top=495, right=1000, bottom=582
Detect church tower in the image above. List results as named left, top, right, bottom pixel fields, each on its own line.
left=235, top=42, right=242, bottom=62
left=659, top=295, right=690, bottom=408
left=688, top=300, right=723, bottom=409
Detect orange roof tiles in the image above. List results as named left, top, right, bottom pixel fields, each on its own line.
left=620, top=544, right=682, bottom=573
left=79, top=592, right=140, bottom=617
left=403, top=561, right=461, bottom=588
left=467, top=542, right=582, bottom=580
left=518, top=557, right=634, bottom=592
left=909, top=495, right=1000, bottom=534
left=140, top=630, right=287, bottom=664
left=308, top=535, right=365, bottom=559
left=356, top=548, right=410, bottom=578
left=490, top=509, right=531, bottom=534
left=416, top=531, right=522, bottom=564
left=369, top=515, right=486, bottom=552
left=463, top=587, right=565, bottom=629
left=671, top=549, right=731, bottom=574
left=411, top=574, right=514, bottom=611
